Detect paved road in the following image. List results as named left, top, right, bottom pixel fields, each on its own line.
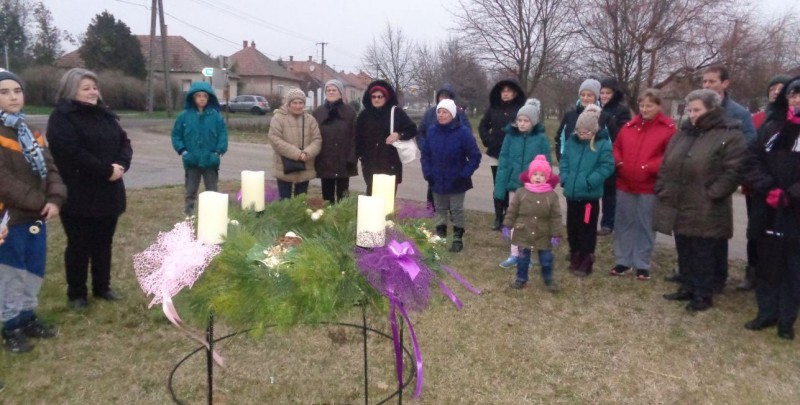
left=30, top=115, right=749, bottom=261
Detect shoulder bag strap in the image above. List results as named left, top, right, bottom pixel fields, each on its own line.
left=390, top=106, right=396, bottom=134
left=301, top=114, right=305, bottom=149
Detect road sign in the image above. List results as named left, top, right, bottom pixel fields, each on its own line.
left=202, top=67, right=214, bottom=77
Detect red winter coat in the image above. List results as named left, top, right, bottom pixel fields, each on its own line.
left=613, top=112, right=675, bottom=194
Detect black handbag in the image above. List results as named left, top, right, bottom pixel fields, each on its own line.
left=281, top=115, right=306, bottom=174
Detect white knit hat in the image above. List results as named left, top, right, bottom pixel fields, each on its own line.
left=437, top=99, right=457, bottom=119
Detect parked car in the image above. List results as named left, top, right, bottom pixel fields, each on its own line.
left=221, top=95, right=270, bottom=115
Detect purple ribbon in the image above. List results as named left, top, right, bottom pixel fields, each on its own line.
left=438, top=265, right=482, bottom=309
left=388, top=290, right=424, bottom=399
left=387, top=240, right=420, bottom=280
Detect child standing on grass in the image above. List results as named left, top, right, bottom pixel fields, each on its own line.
left=559, top=104, right=614, bottom=276
left=503, top=155, right=564, bottom=291
left=0, top=70, right=66, bottom=353
left=493, top=99, right=552, bottom=269
left=420, top=99, right=482, bottom=253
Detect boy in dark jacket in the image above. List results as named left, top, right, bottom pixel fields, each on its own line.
left=421, top=100, right=482, bottom=252
left=598, top=78, right=632, bottom=235
left=0, top=71, right=66, bottom=353
left=171, top=82, right=229, bottom=216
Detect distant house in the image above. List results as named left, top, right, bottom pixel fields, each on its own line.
left=228, top=41, right=301, bottom=98
left=56, top=34, right=239, bottom=102
left=280, top=56, right=370, bottom=107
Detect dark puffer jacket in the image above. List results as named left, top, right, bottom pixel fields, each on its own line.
left=478, top=79, right=526, bottom=159
left=417, top=84, right=471, bottom=149
left=420, top=119, right=481, bottom=194
left=313, top=99, right=358, bottom=178
left=47, top=99, right=133, bottom=217
left=356, top=80, right=417, bottom=184
left=555, top=101, right=612, bottom=161
left=653, top=109, right=746, bottom=238
left=600, top=78, right=632, bottom=142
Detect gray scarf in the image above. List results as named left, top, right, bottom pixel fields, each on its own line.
left=0, top=110, right=48, bottom=179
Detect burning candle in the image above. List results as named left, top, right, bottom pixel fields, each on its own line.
left=197, top=191, right=228, bottom=244
left=356, top=195, right=386, bottom=248
left=241, top=170, right=265, bottom=211
left=371, top=174, right=396, bottom=215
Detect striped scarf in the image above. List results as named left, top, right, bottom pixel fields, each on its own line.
left=0, top=110, right=47, bottom=179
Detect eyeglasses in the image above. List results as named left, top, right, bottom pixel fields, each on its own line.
left=371, top=94, right=385, bottom=100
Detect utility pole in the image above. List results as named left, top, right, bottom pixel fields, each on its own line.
left=157, top=0, right=173, bottom=117
left=317, top=42, right=328, bottom=84
left=146, top=0, right=157, bottom=115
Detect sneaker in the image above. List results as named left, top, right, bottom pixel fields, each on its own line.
left=22, top=318, right=57, bottom=339
left=609, top=265, right=631, bottom=276
left=2, top=328, right=33, bottom=353
left=636, top=269, right=651, bottom=281
left=499, top=255, right=518, bottom=269
left=511, top=280, right=527, bottom=289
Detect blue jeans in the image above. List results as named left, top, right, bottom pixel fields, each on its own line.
left=277, top=180, right=309, bottom=200
left=516, top=248, right=554, bottom=284
left=0, top=222, right=47, bottom=331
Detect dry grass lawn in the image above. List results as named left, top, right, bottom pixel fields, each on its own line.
left=1, top=181, right=798, bottom=404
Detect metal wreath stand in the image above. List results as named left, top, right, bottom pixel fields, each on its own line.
left=167, top=303, right=416, bottom=405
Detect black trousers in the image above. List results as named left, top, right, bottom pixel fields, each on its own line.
left=675, top=234, right=725, bottom=299
left=566, top=199, right=599, bottom=254
left=600, top=173, right=616, bottom=230
left=755, top=238, right=800, bottom=329
left=321, top=177, right=350, bottom=204
left=61, top=214, right=119, bottom=300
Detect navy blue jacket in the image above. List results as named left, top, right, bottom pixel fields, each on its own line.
left=421, top=119, right=482, bottom=194
left=722, top=95, right=756, bottom=144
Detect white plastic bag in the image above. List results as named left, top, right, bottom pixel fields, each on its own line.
left=389, top=106, right=418, bottom=164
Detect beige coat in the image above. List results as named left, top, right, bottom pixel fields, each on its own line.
left=503, top=188, right=564, bottom=250
left=268, top=107, right=322, bottom=182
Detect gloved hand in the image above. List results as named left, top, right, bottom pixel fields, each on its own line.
left=501, top=226, right=511, bottom=241
left=551, top=236, right=560, bottom=248
left=766, top=188, right=788, bottom=208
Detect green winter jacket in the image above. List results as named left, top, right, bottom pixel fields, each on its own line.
left=559, top=129, right=614, bottom=200
left=171, top=82, right=228, bottom=169
left=493, top=123, right=551, bottom=200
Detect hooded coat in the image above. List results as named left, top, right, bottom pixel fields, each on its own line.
left=600, top=78, right=632, bottom=142
left=171, top=82, right=228, bottom=170
left=417, top=84, right=471, bottom=149
left=653, top=108, right=746, bottom=238
left=478, top=80, right=526, bottom=159
left=493, top=123, right=551, bottom=200
left=312, top=99, right=358, bottom=178
left=752, top=75, right=792, bottom=130
left=268, top=105, right=323, bottom=183
left=356, top=80, right=418, bottom=184
left=47, top=99, right=133, bottom=217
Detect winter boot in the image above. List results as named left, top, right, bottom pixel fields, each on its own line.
left=491, top=199, right=505, bottom=231
left=450, top=227, right=465, bottom=252
left=568, top=251, right=580, bottom=272
left=435, top=225, right=447, bottom=239
left=578, top=253, right=595, bottom=275
left=2, top=328, right=33, bottom=353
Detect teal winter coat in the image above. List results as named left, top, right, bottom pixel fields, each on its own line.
left=493, top=123, right=550, bottom=200
left=559, top=129, right=614, bottom=200
left=171, top=82, right=228, bottom=169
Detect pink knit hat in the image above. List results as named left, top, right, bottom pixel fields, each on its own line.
left=527, top=154, right=552, bottom=179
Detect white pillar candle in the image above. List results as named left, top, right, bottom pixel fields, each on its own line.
left=241, top=170, right=265, bottom=211
left=356, top=195, right=386, bottom=248
left=371, top=174, right=396, bottom=215
left=197, top=191, right=229, bottom=244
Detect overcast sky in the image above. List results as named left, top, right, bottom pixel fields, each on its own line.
left=45, top=0, right=797, bottom=75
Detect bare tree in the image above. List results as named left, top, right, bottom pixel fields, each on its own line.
left=361, top=22, right=415, bottom=101
left=453, top=0, right=575, bottom=95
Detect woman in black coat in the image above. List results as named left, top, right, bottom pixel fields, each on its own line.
left=478, top=79, right=526, bottom=230
left=313, top=79, right=358, bottom=204
left=742, top=77, right=800, bottom=340
left=355, top=80, right=417, bottom=195
left=47, top=68, right=133, bottom=309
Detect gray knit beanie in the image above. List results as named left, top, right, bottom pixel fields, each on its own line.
left=0, top=70, right=23, bottom=90
left=325, top=79, right=345, bottom=98
left=575, top=104, right=601, bottom=134
left=578, top=78, right=601, bottom=98
left=516, top=98, right=541, bottom=126
left=284, top=87, right=306, bottom=105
